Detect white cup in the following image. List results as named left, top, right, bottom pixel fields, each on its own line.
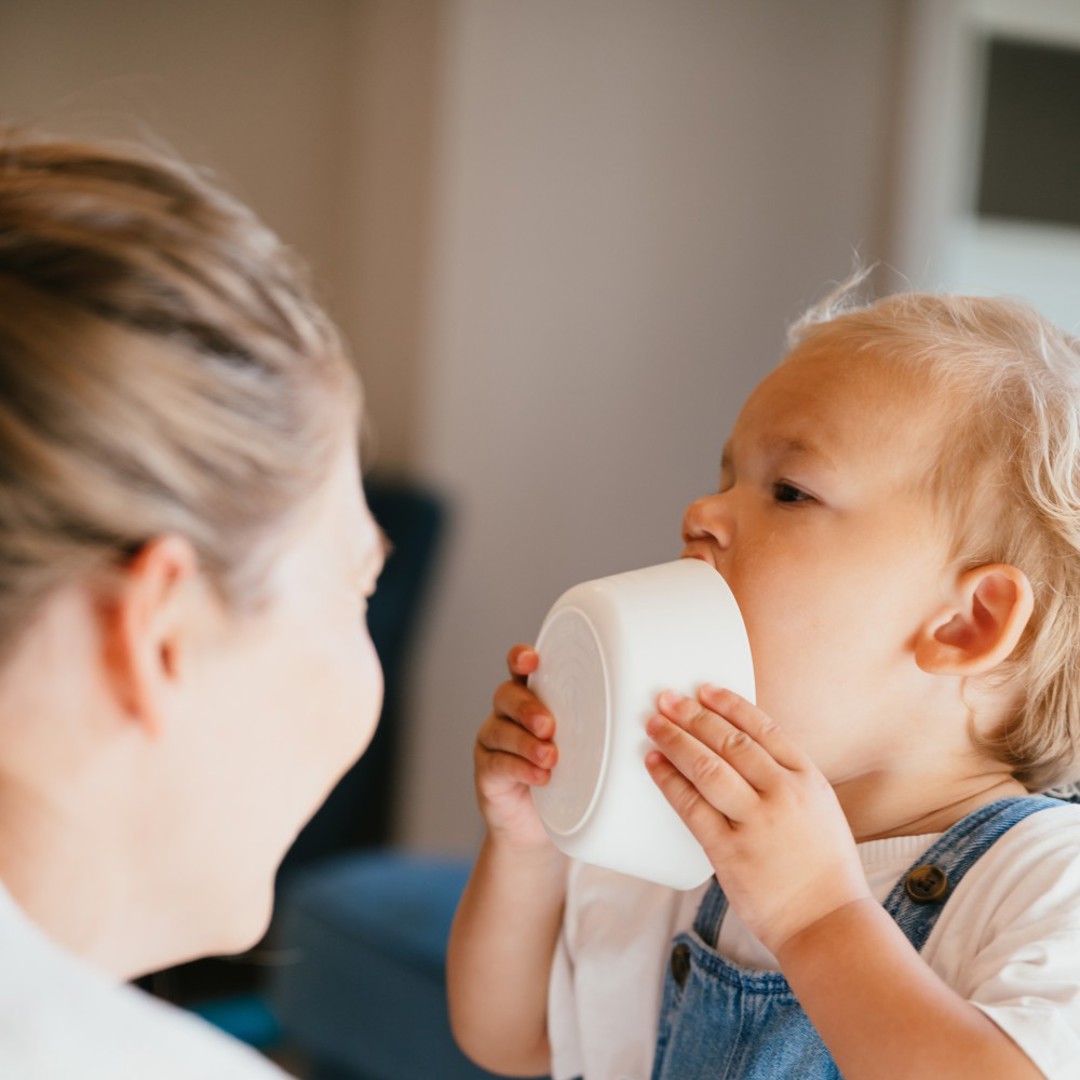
left=529, top=559, right=755, bottom=890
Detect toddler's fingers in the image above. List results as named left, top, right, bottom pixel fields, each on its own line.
left=507, top=643, right=540, bottom=683
left=478, top=713, right=558, bottom=771
left=699, top=686, right=807, bottom=773
left=645, top=712, right=756, bottom=822
left=645, top=749, right=729, bottom=846
left=476, top=745, right=552, bottom=791
left=658, top=690, right=785, bottom=792
left=493, top=679, right=554, bottom=740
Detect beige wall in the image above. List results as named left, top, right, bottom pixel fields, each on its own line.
left=0, top=0, right=354, bottom=306
left=400, top=0, right=904, bottom=852
left=0, top=0, right=906, bottom=855
left=338, top=2, right=443, bottom=474
left=0, top=0, right=442, bottom=474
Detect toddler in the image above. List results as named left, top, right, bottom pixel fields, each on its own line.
left=448, top=284, right=1080, bottom=1079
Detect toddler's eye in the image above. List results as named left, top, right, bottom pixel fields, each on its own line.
left=773, top=481, right=813, bottom=505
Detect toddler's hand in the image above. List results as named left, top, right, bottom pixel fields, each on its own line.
left=474, top=644, right=557, bottom=852
left=645, top=687, right=869, bottom=957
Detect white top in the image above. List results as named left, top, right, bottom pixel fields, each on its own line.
left=548, top=802, right=1080, bottom=1080
left=0, top=880, right=287, bottom=1079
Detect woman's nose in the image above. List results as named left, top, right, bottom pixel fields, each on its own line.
left=681, top=492, right=733, bottom=549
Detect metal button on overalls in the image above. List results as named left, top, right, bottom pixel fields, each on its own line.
left=670, top=943, right=692, bottom=988
left=904, top=864, right=949, bottom=903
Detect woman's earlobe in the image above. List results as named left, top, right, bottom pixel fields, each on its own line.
left=915, top=564, right=1034, bottom=676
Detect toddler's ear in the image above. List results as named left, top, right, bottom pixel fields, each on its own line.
left=915, top=564, right=1034, bottom=676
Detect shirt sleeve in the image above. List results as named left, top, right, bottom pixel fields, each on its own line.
left=924, top=805, right=1080, bottom=1080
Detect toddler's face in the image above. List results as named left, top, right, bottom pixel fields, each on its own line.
left=681, top=341, right=959, bottom=783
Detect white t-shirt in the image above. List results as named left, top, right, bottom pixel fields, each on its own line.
left=0, top=880, right=288, bottom=1079
left=548, top=802, right=1080, bottom=1080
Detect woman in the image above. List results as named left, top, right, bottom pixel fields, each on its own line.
left=0, top=131, right=384, bottom=1076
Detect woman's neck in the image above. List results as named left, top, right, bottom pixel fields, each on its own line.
left=0, top=774, right=151, bottom=980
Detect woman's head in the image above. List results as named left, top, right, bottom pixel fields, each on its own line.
left=0, top=131, right=384, bottom=972
left=788, top=284, right=1080, bottom=791
left=0, top=131, right=359, bottom=628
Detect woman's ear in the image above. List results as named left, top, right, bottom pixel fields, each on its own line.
left=916, top=563, right=1034, bottom=676
left=100, top=535, right=199, bottom=736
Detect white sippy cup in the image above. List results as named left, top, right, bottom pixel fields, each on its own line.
left=529, top=558, right=755, bottom=890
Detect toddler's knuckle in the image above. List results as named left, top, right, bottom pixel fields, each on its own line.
left=690, top=753, right=725, bottom=791
left=756, top=715, right=779, bottom=739
left=721, top=729, right=750, bottom=755
left=672, top=784, right=701, bottom=820
left=686, top=706, right=713, bottom=737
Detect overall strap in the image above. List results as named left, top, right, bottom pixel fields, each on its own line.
left=693, top=877, right=728, bottom=944
left=693, top=795, right=1062, bottom=952
left=882, top=794, right=1061, bottom=953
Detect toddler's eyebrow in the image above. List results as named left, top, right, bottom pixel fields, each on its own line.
left=769, top=436, right=836, bottom=468
left=721, top=436, right=837, bottom=471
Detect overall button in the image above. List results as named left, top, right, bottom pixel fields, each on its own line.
left=904, top=864, right=949, bottom=903
left=670, top=943, right=692, bottom=987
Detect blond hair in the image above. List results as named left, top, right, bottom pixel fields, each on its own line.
left=0, top=131, right=358, bottom=659
left=789, top=283, right=1080, bottom=789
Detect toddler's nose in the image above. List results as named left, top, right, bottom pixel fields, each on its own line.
left=680, top=492, right=733, bottom=553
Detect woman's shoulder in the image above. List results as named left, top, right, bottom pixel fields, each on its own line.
left=0, top=970, right=288, bottom=1080
left=0, top=885, right=285, bottom=1079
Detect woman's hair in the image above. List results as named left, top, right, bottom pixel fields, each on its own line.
left=789, top=281, right=1080, bottom=790
left=0, top=131, right=359, bottom=659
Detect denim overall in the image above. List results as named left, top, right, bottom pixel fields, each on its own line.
left=650, top=795, right=1061, bottom=1080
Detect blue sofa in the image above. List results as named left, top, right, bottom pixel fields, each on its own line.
left=271, top=851, right=532, bottom=1079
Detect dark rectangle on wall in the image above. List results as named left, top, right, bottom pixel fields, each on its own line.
left=977, top=36, right=1080, bottom=229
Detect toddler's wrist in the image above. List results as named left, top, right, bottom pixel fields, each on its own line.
left=772, top=893, right=877, bottom=965
left=483, top=824, right=564, bottom=866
